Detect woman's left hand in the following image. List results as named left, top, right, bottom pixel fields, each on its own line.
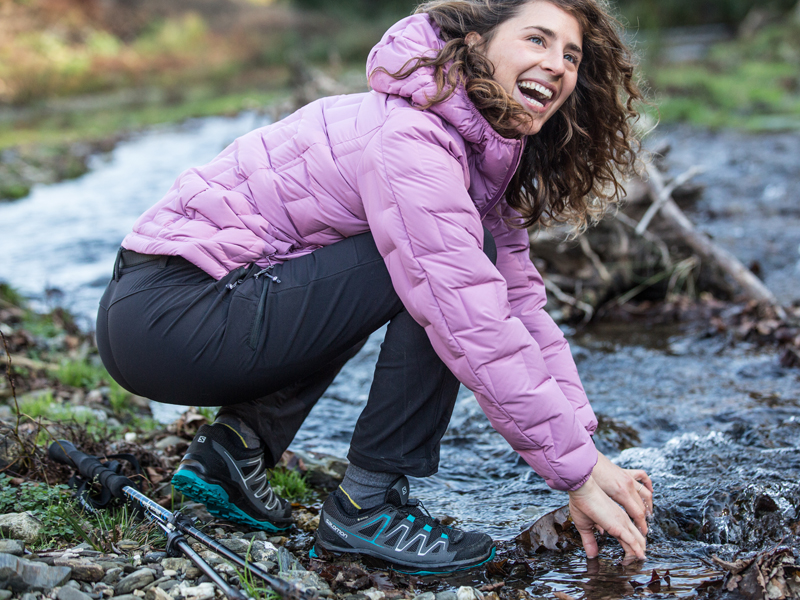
left=591, top=451, right=653, bottom=536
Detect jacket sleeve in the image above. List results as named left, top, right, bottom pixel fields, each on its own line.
left=483, top=203, right=598, bottom=436
left=357, top=115, right=597, bottom=491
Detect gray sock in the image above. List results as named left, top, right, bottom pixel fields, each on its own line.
left=213, top=414, right=262, bottom=449
left=339, top=464, right=400, bottom=512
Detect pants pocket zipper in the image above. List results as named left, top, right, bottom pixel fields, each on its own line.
left=249, top=267, right=280, bottom=350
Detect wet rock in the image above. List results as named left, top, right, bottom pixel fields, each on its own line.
left=362, top=589, right=384, bottom=600
left=413, top=593, right=436, bottom=600
left=19, top=593, right=39, bottom=600
left=53, top=558, right=105, bottom=582
left=435, top=593, right=458, bottom=600
left=0, top=553, right=71, bottom=592
left=0, top=512, right=43, bottom=543
left=56, top=587, right=92, bottom=600
left=515, top=506, right=577, bottom=552
left=278, top=570, right=333, bottom=597
left=0, top=540, right=25, bottom=555
left=114, top=568, right=155, bottom=595
left=0, top=591, right=11, bottom=600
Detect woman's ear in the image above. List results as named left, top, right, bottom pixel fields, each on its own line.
left=465, top=31, right=482, bottom=48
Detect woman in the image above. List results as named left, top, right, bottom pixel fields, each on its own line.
left=97, top=0, right=654, bottom=573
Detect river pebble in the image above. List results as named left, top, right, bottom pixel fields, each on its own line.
left=115, top=568, right=156, bottom=595
left=56, top=586, right=92, bottom=600
left=101, top=567, right=123, bottom=584
left=53, top=558, right=104, bottom=582
left=161, top=558, right=192, bottom=573
left=0, top=540, right=25, bottom=556
left=0, top=591, right=12, bottom=600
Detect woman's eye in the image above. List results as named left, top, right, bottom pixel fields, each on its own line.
left=565, top=54, right=578, bottom=65
left=528, top=36, right=544, bottom=46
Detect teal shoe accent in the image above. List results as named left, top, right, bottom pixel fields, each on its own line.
left=391, top=546, right=497, bottom=575
left=171, top=470, right=290, bottom=532
left=309, top=547, right=319, bottom=559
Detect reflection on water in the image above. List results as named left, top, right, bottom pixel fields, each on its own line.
left=0, top=115, right=798, bottom=598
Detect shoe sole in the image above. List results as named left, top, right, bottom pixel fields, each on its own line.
left=171, top=469, right=291, bottom=532
left=309, top=543, right=496, bottom=575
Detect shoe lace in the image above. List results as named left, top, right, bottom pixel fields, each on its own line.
left=402, top=498, right=463, bottom=542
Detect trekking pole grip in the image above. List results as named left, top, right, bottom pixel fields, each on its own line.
left=48, top=440, right=137, bottom=499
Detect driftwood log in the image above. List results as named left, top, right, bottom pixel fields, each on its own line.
left=641, top=164, right=784, bottom=316
left=529, top=160, right=787, bottom=322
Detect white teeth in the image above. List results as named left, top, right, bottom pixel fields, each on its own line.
left=518, top=81, right=553, bottom=99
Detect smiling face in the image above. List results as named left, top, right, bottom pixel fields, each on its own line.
left=469, top=0, right=583, bottom=136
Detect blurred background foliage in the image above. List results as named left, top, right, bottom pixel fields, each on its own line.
left=0, top=0, right=798, bottom=136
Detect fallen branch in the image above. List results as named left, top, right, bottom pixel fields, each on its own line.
left=637, top=166, right=704, bottom=235
left=543, top=277, right=594, bottom=323
left=643, top=164, right=786, bottom=317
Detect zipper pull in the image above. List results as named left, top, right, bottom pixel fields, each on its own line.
left=225, top=266, right=248, bottom=290
left=225, top=277, right=245, bottom=291
left=254, top=267, right=280, bottom=284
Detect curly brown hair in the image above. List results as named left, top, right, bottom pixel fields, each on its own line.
left=376, top=0, right=643, bottom=230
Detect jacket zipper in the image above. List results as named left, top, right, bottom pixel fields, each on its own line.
left=249, top=266, right=280, bottom=350
left=479, top=140, right=524, bottom=220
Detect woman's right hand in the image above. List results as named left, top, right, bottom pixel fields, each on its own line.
left=568, top=476, right=647, bottom=560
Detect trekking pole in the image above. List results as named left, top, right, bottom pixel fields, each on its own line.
left=48, top=440, right=315, bottom=600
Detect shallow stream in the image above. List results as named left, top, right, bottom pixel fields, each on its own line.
left=0, top=115, right=798, bottom=598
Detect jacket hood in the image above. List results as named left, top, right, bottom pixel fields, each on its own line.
left=367, top=14, right=523, bottom=211
left=367, top=14, right=517, bottom=150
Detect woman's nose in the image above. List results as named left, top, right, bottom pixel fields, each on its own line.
left=540, top=47, right=566, bottom=76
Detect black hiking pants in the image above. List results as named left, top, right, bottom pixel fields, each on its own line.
left=96, top=231, right=496, bottom=476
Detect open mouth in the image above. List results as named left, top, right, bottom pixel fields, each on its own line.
left=517, top=81, right=554, bottom=110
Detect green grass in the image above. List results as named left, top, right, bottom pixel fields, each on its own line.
left=51, top=359, right=106, bottom=389
left=0, top=472, right=159, bottom=551
left=267, top=468, right=309, bottom=502
left=645, top=23, right=800, bottom=130
left=236, top=567, right=282, bottom=600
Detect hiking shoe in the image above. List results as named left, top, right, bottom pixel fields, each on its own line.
left=171, top=423, right=292, bottom=531
left=312, top=476, right=494, bottom=574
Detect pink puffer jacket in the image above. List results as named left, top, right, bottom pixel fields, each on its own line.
left=123, top=14, right=598, bottom=491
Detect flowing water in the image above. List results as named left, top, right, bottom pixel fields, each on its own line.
left=0, top=116, right=798, bottom=598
